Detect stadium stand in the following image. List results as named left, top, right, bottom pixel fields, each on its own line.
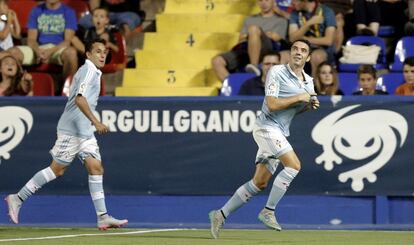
left=220, top=73, right=256, bottom=96
left=8, top=0, right=37, bottom=35
left=31, top=72, right=55, bottom=96
left=101, top=32, right=127, bottom=73
left=377, top=73, right=405, bottom=95
left=339, top=36, right=387, bottom=72
left=62, top=0, right=90, bottom=21
left=390, top=36, right=414, bottom=72
left=338, top=72, right=359, bottom=95
left=115, top=0, right=259, bottom=97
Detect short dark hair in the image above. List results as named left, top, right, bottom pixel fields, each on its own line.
left=291, top=39, right=312, bottom=54
left=92, top=7, right=109, bottom=16
left=403, top=56, right=414, bottom=67
left=357, top=64, right=377, bottom=79
left=261, top=50, right=281, bottom=62
left=85, top=38, right=106, bottom=53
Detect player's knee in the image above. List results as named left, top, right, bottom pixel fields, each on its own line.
left=212, top=55, right=226, bottom=68
left=291, top=162, right=301, bottom=171
left=247, top=25, right=261, bottom=36
left=62, top=47, right=77, bottom=61
left=254, top=179, right=269, bottom=190
left=53, top=168, right=66, bottom=177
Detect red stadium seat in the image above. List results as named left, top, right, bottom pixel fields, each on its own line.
left=9, top=0, right=38, bottom=35
left=62, top=0, right=90, bottom=21
left=101, top=32, right=127, bottom=73
left=31, top=72, right=55, bottom=96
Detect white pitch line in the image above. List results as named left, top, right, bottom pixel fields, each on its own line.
left=0, top=228, right=193, bottom=242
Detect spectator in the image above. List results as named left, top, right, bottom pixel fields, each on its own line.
left=405, top=0, right=414, bottom=35
left=314, top=61, right=343, bottom=95
left=0, top=0, right=21, bottom=51
left=379, top=0, right=408, bottom=39
left=395, top=56, right=414, bottom=95
left=353, top=64, right=388, bottom=95
left=289, top=0, right=336, bottom=77
left=72, top=7, right=119, bottom=54
left=320, top=0, right=354, bottom=53
left=353, top=0, right=380, bottom=36
left=8, top=0, right=78, bottom=93
left=238, top=51, right=281, bottom=95
left=0, top=55, right=32, bottom=96
left=79, top=0, right=141, bottom=39
left=212, top=0, right=288, bottom=84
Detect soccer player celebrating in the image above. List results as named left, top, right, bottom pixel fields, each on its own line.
left=209, top=39, right=319, bottom=239
left=5, top=38, right=128, bottom=230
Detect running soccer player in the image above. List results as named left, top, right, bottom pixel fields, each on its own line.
left=5, top=38, right=128, bottom=230
left=209, top=39, right=319, bottom=239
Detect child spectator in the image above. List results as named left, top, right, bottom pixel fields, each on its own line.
left=0, top=55, right=32, bottom=96
left=353, top=64, right=388, bottom=95
left=395, top=56, right=414, bottom=95
left=72, top=7, right=119, bottom=54
left=314, top=61, right=343, bottom=95
left=79, top=0, right=141, bottom=39
left=0, top=0, right=21, bottom=51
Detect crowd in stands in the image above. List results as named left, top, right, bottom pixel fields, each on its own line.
left=0, top=0, right=141, bottom=97
left=0, top=0, right=413, bottom=97
left=219, top=0, right=414, bottom=97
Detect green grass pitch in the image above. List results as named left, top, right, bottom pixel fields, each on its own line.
left=1, top=227, right=414, bottom=244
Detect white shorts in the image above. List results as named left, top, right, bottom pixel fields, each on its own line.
left=50, top=133, right=101, bottom=166
left=253, top=125, right=293, bottom=174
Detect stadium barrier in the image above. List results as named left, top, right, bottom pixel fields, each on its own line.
left=0, top=96, right=413, bottom=227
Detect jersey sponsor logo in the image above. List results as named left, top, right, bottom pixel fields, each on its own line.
left=0, top=106, right=33, bottom=163
left=311, top=105, right=408, bottom=192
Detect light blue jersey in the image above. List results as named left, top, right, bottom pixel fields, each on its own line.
left=256, top=64, right=314, bottom=136
left=57, top=59, right=102, bottom=139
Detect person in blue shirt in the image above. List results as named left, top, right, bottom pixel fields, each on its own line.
left=209, top=39, right=319, bottom=239
left=5, top=38, right=128, bottom=230
left=288, top=0, right=336, bottom=78
left=8, top=0, right=79, bottom=90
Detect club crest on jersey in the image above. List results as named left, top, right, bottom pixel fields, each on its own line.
left=311, top=105, right=408, bottom=192
left=0, top=106, right=33, bottom=163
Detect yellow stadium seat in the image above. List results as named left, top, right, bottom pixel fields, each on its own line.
left=123, top=68, right=206, bottom=87
left=164, top=0, right=258, bottom=15
left=123, top=68, right=221, bottom=88
left=156, top=14, right=245, bottom=33
left=135, top=50, right=221, bottom=69
left=143, top=32, right=239, bottom=51
left=115, top=86, right=219, bottom=96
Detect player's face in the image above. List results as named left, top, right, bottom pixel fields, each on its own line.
left=290, top=41, right=310, bottom=67
left=318, top=64, right=334, bottom=86
left=359, top=73, right=376, bottom=91
left=93, top=9, right=109, bottom=29
left=258, top=0, right=274, bottom=14
left=86, top=42, right=108, bottom=68
left=403, top=64, right=414, bottom=84
left=261, top=55, right=280, bottom=79
left=1, top=56, right=18, bottom=77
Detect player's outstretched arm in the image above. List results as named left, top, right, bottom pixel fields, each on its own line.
left=75, top=95, right=109, bottom=134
